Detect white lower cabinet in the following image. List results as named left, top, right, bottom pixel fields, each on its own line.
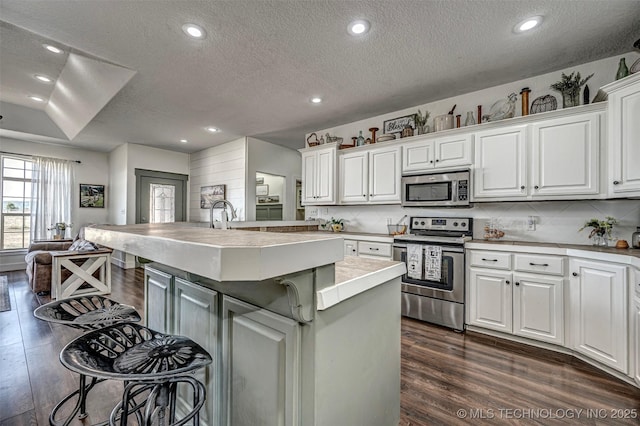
left=344, top=239, right=357, bottom=256
left=634, top=294, right=640, bottom=386
left=343, top=236, right=393, bottom=260
left=221, top=295, right=300, bottom=426
left=569, top=259, right=628, bottom=373
left=468, top=251, right=565, bottom=345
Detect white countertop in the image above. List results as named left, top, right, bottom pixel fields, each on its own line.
left=86, top=223, right=344, bottom=281
left=317, top=256, right=406, bottom=310
left=467, top=240, right=640, bottom=268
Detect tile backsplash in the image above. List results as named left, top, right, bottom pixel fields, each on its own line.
left=310, top=199, right=640, bottom=245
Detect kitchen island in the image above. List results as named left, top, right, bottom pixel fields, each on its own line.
left=85, top=223, right=406, bottom=426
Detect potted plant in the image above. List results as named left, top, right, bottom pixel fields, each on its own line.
left=414, top=109, right=430, bottom=135
left=578, top=216, right=617, bottom=246
left=550, top=71, right=593, bottom=108
left=321, top=217, right=345, bottom=232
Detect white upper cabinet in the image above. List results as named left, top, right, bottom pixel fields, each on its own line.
left=339, top=145, right=401, bottom=204
left=402, top=134, right=472, bottom=173
left=301, top=145, right=336, bottom=204
left=473, top=125, right=528, bottom=199
left=530, top=112, right=601, bottom=197
left=605, top=73, right=640, bottom=196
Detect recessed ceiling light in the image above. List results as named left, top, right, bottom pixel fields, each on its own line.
left=180, top=139, right=188, bottom=143
left=348, top=19, right=370, bottom=36
left=43, top=44, right=63, bottom=54
left=34, top=74, right=53, bottom=83
left=182, top=23, right=206, bottom=39
left=28, top=95, right=45, bottom=102
left=310, top=97, right=322, bottom=104
left=206, top=127, right=219, bottom=133
left=514, top=16, right=543, bottom=33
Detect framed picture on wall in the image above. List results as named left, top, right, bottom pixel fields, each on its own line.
left=79, top=184, right=105, bottom=208
left=200, top=184, right=226, bottom=209
left=256, top=184, right=269, bottom=196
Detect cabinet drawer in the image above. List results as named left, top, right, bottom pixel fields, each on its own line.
left=469, top=251, right=511, bottom=270
left=358, top=241, right=392, bottom=258
left=514, top=254, right=565, bottom=276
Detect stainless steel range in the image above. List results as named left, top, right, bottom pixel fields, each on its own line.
left=393, top=216, right=473, bottom=331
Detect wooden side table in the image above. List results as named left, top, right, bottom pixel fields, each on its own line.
left=51, top=249, right=112, bottom=300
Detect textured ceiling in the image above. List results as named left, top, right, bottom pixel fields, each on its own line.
left=0, top=0, right=639, bottom=153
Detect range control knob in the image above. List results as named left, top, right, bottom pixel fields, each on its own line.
left=461, top=222, right=466, bottom=227
left=421, top=221, right=426, bottom=225
left=414, top=220, right=419, bottom=226
left=453, top=222, right=459, bottom=227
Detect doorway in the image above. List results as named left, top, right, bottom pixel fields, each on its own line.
left=135, top=169, right=188, bottom=224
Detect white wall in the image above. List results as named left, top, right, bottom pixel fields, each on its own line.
left=308, top=52, right=640, bottom=146
left=0, top=137, right=110, bottom=271
left=246, top=137, right=301, bottom=221
left=108, top=144, right=128, bottom=225
left=189, top=138, right=247, bottom=222
left=316, top=201, right=640, bottom=246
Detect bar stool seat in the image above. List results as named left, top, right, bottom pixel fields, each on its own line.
left=60, top=322, right=212, bottom=426
left=33, top=295, right=141, bottom=426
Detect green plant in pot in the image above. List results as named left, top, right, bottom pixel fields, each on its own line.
left=551, top=71, right=593, bottom=108
left=578, top=216, right=617, bottom=246
left=321, top=217, right=345, bottom=232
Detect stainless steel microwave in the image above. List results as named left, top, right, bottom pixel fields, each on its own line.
left=401, top=169, right=471, bottom=207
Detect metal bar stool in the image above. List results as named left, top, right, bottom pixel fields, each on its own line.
left=33, top=295, right=141, bottom=426
left=60, top=322, right=212, bottom=426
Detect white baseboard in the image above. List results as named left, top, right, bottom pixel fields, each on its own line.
left=0, top=261, right=26, bottom=272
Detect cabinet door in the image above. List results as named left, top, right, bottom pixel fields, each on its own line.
left=570, top=259, right=628, bottom=373
left=221, top=296, right=300, bottom=426
left=609, top=76, right=640, bottom=195
left=512, top=273, right=564, bottom=345
left=634, top=296, right=640, bottom=386
left=473, top=125, right=527, bottom=199
left=368, top=146, right=401, bottom=203
left=315, top=146, right=336, bottom=203
left=144, top=267, right=173, bottom=333
left=531, top=113, right=599, bottom=197
left=402, top=138, right=435, bottom=172
left=301, top=151, right=317, bottom=204
left=339, top=151, right=369, bottom=203
left=174, top=278, right=219, bottom=426
left=344, top=239, right=358, bottom=256
left=468, top=269, right=512, bottom=333
left=434, top=133, right=473, bottom=169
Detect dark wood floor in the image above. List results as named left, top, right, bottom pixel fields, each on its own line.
left=1, top=267, right=639, bottom=425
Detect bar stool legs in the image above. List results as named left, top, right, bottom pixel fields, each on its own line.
left=110, top=376, right=206, bottom=426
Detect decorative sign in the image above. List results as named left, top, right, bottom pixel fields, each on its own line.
left=383, top=114, right=416, bottom=135
left=200, top=184, right=226, bottom=209
left=79, top=184, right=105, bottom=208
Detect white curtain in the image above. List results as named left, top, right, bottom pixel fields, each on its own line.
left=30, top=156, right=74, bottom=240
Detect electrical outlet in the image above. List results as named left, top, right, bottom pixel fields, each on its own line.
left=527, top=216, right=536, bottom=231
left=307, top=208, right=318, bottom=217
left=321, top=208, right=329, bottom=215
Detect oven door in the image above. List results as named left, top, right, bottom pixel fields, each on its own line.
left=393, top=243, right=465, bottom=303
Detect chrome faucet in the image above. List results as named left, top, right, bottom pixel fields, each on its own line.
left=210, top=200, right=237, bottom=229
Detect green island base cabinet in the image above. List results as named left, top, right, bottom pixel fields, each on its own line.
left=466, top=242, right=640, bottom=389
left=144, top=263, right=401, bottom=426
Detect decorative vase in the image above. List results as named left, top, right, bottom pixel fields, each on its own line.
left=592, top=233, right=608, bottom=247
left=417, top=124, right=430, bottom=135
left=616, top=58, right=629, bottom=80
left=356, top=131, right=365, bottom=146
left=561, top=90, right=580, bottom=108
left=464, top=111, right=475, bottom=126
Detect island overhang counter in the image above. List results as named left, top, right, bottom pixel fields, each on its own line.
left=85, top=223, right=406, bottom=426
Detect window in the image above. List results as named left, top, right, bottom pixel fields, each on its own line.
left=1, top=156, right=33, bottom=250
left=149, top=183, right=176, bottom=223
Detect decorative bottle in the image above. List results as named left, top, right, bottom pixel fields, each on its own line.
left=464, top=111, right=475, bottom=126
left=356, top=131, right=365, bottom=146
left=632, top=226, right=640, bottom=249
left=616, top=58, right=629, bottom=80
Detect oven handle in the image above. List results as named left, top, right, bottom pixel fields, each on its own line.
left=393, top=243, right=465, bottom=253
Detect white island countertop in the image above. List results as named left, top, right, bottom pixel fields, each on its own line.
left=85, top=223, right=344, bottom=281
